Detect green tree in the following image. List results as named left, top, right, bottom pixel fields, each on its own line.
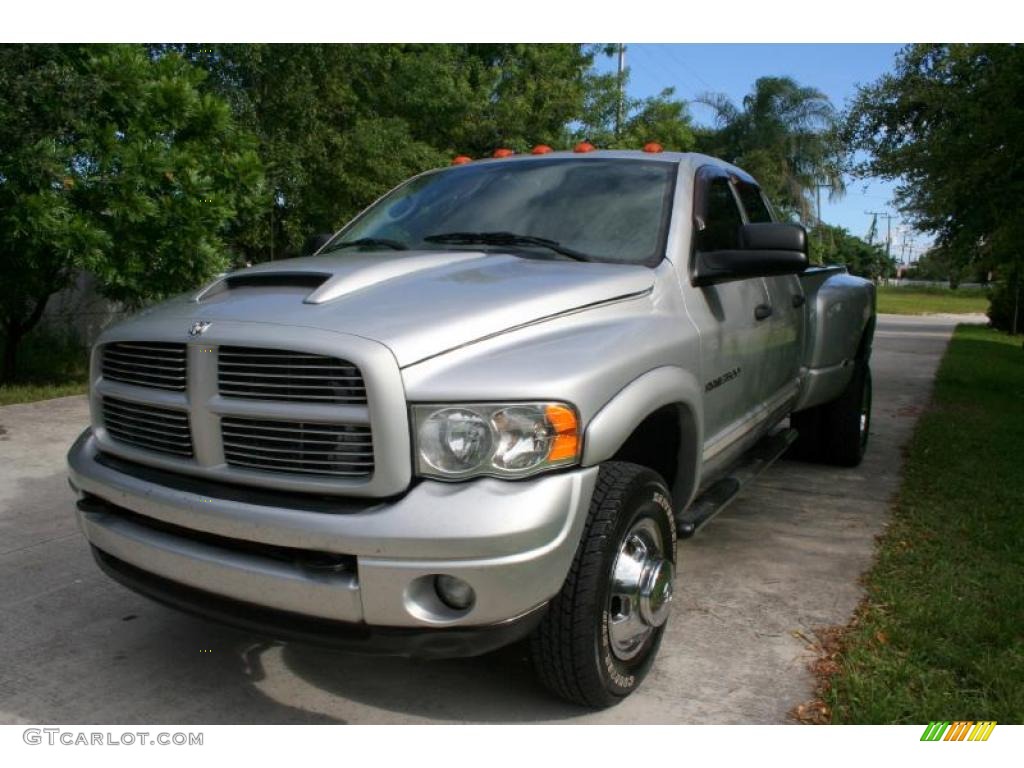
left=812, top=223, right=888, bottom=279
left=0, top=44, right=263, bottom=381
left=158, top=44, right=593, bottom=263
left=696, top=76, right=845, bottom=219
left=845, top=44, right=1024, bottom=329
left=574, top=48, right=695, bottom=151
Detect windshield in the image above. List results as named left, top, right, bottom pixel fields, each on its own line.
left=326, top=158, right=677, bottom=265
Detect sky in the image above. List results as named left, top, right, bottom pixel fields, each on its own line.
left=594, top=44, right=928, bottom=263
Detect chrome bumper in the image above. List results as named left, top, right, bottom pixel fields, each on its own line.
left=68, top=429, right=598, bottom=630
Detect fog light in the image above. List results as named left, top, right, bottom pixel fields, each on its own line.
left=434, top=574, right=475, bottom=611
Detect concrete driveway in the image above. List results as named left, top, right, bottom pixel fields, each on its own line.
left=0, top=314, right=969, bottom=724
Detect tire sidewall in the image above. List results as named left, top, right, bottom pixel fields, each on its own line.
left=593, top=473, right=677, bottom=700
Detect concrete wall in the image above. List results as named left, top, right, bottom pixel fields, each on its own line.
left=38, top=271, right=128, bottom=347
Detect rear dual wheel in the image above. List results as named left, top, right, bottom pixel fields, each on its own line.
left=530, top=462, right=677, bottom=708
left=791, top=361, right=872, bottom=467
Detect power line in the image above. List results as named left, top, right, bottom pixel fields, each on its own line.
left=629, top=45, right=684, bottom=94
left=659, top=45, right=713, bottom=92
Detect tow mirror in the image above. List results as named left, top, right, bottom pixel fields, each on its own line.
left=692, top=223, right=808, bottom=287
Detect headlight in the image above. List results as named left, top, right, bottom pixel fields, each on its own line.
left=412, top=402, right=580, bottom=480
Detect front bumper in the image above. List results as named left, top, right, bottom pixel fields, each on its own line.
left=68, top=429, right=598, bottom=649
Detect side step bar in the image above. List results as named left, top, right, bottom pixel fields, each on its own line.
left=676, top=428, right=797, bottom=538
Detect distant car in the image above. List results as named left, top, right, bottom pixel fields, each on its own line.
left=68, top=149, right=875, bottom=707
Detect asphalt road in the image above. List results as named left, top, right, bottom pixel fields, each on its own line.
left=0, top=314, right=974, bottom=724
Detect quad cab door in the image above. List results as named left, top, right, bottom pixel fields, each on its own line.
left=732, top=180, right=804, bottom=413
left=687, top=166, right=775, bottom=477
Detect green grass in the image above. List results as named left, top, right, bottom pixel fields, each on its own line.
left=0, top=329, right=89, bottom=406
left=877, top=285, right=990, bottom=315
left=827, top=325, right=1024, bottom=723
left=0, top=381, right=88, bottom=406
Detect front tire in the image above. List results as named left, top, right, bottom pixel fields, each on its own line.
left=529, top=462, right=677, bottom=708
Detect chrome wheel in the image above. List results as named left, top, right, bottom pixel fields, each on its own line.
left=858, top=368, right=872, bottom=450
left=607, top=517, right=674, bottom=661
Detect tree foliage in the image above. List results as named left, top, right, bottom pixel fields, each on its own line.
left=696, top=76, right=845, bottom=220
left=574, top=53, right=695, bottom=151
left=811, top=223, right=890, bottom=279
left=0, top=44, right=263, bottom=380
left=156, top=44, right=594, bottom=263
left=845, top=43, right=1024, bottom=310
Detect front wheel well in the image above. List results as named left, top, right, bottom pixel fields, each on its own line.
left=609, top=403, right=698, bottom=507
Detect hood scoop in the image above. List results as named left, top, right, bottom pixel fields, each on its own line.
left=198, top=271, right=331, bottom=303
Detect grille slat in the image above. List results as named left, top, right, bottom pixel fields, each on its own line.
left=218, top=379, right=366, bottom=391
left=102, top=396, right=193, bottom=458
left=218, top=390, right=366, bottom=402
left=101, top=364, right=187, bottom=383
left=223, top=458, right=370, bottom=477
left=102, top=403, right=189, bottom=426
left=222, top=430, right=370, bottom=447
left=103, top=342, right=187, bottom=391
left=222, top=441, right=374, bottom=460
left=220, top=421, right=372, bottom=438
left=221, top=449, right=374, bottom=467
left=218, top=346, right=366, bottom=404
left=103, top=359, right=186, bottom=373
left=106, top=428, right=193, bottom=451
left=222, top=416, right=373, bottom=478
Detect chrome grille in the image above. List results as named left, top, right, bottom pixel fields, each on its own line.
left=101, top=396, right=193, bottom=458
left=221, top=417, right=373, bottom=477
left=218, top=346, right=366, bottom=404
left=102, top=342, right=187, bottom=391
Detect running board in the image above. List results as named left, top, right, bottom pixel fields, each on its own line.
left=676, top=428, right=798, bottom=538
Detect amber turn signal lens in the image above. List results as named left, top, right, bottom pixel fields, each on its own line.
left=451, top=155, right=472, bottom=165
left=545, top=404, right=579, bottom=462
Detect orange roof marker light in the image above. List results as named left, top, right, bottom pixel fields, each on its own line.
left=531, top=144, right=553, bottom=155
left=643, top=142, right=664, bottom=153
left=451, top=155, right=472, bottom=166
left=573, top=141, right=596, bottom=153
left=493, top=148, right=515, bottom=158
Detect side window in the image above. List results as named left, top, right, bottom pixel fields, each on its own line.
left=736, top=183, right=773, bottom=223
left=697, top=177, right=744, bottom=252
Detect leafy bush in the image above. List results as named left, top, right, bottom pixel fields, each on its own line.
left=987, top=279, right=1023, bottom=334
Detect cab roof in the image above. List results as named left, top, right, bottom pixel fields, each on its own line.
left=451, top=149, right=756, bottom=185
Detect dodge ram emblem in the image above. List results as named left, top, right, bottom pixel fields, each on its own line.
left=189, top=320, right=212, bottom=337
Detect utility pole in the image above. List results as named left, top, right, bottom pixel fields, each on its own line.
left=866, top=211, right=896, bottom=278
left=899, top=231, right=913, bottom=266
left=813, top=182, right=832, bottom=254
left=616, top=43, right=626, bottom=139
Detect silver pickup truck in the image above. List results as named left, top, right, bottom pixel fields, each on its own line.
left=67, top=149, right=875, bottom=708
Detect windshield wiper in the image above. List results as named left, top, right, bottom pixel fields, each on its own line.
left=424, top=231, right=591, bottom=262
left=322, top=237, right=409, bottom=253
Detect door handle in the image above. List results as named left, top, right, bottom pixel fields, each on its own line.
left=755, top=304, right=773, bottom=321
left=792, top=294, right=806, bottom=308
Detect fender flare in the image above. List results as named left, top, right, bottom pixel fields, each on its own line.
left=582, top=366, right=704, bottom=508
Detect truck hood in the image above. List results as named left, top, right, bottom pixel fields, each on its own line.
left=131, top=251, right=655, bottom=366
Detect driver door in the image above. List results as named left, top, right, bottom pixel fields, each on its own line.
left=687, top=167, right=773, bottom=475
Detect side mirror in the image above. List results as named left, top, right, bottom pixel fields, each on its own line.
left=303, top=232, right=334, bottom=255
left=692, top=223, right=808, bottom=287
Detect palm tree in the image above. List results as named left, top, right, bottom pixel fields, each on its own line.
left=696, top=77, right=845, bottom=222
